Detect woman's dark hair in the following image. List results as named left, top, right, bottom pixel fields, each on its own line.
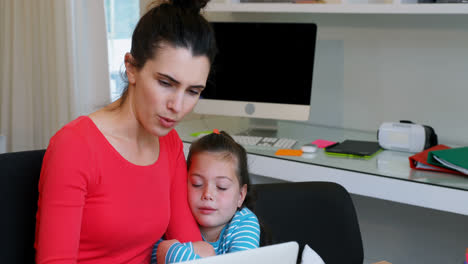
left=187, top=131, right=254, bottom=210
left=120, top=0, right=217, bottom=104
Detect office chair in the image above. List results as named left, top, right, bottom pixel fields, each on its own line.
left=0, top=149, right=46, bottom=263
left=253, top=181, right=364, bottom=264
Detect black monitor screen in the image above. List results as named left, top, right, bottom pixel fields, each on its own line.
left=203, top=22, right=317, bottom=105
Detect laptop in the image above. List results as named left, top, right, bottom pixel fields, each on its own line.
left=181, top=241, right=299, bottom=264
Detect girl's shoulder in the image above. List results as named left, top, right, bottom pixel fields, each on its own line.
left=237, top=207, right=257, bottom=217
left=231, top=207, right=259, bottom=226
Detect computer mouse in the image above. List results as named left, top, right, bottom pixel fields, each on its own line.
left=301, top=143, right=318, bottom=153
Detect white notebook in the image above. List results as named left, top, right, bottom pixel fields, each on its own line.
left=181, top=241, right=299, bottom=264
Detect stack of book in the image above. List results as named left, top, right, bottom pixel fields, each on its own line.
left=409, top=145, right=468, bottom=176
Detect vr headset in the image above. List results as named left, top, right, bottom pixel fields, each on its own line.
left=377, top=120, right=438, bottom=153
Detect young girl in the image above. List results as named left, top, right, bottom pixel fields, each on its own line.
left=152, top=131, right=260, bottom=264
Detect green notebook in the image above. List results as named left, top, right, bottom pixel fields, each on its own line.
left=427, top=147, right=468, bottom=175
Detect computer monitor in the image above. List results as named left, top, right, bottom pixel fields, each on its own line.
left=194, top=21, right=317, bottom=136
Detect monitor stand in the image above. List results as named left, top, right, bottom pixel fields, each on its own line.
left=237, top=118, right=278, bottom=138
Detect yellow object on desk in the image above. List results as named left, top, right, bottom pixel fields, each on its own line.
left=275, top=149, right=303, bottom=156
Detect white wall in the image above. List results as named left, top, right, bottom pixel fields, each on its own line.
left=206, top=13, right=468, bottom=145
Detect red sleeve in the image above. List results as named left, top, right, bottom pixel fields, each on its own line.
left=164, top=134, right=202, bottom=243
left=35, top=128, right=92, bottom=264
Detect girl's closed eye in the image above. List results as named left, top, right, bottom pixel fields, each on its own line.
left=217, top=186, right=228, bottom=191
left=190, top=178, right=203, bottom=188
left=216, top=180, right=232, bottom=191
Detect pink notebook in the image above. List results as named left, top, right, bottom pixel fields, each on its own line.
left=311, top=139, right=337, bottom=148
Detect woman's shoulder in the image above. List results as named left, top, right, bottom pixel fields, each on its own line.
left=49, top=116, right=98, bottom=148
left=43, top=116, right=98, bottom=174
left=159, top=129, right=183, bottom=157
left=161, top=129, right=182, bottom=145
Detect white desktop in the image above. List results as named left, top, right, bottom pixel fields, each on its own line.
left=177, top=116, right=468, bottom=216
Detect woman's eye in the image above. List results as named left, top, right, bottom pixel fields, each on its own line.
left=188, top=89, right=200, bottom=96
left=158, top=80, right=171, bottom=87
left=217, top=186, right=228, bottom=191
left=191, top=183, right=202, bottom=188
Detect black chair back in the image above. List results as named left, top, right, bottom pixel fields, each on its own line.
left=253, top=181, right=364, bottom=264
left=0, top=149, right=46, bottom=263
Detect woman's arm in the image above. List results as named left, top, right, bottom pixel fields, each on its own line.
left=35, top=129, right=90, bottom=263
left=164, top=138, right=202, bottom=242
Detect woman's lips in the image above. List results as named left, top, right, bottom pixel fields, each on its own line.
left=159, top=116, right=176, bottom=128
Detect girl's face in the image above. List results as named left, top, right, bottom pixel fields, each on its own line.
left=188, top=151, right=247, bottom=241
left=125, top=44, right=210, bottom=137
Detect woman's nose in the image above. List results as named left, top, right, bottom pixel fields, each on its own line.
left=168, top=91, right=184, bottom=113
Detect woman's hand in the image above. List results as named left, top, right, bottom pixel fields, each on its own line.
left=192, top=241, right=215, bottom=257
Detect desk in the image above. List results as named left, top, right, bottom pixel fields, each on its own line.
left=176, top=116, right=468, bottom=216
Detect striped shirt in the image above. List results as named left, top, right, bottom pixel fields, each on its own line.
left=151, top=207, right=260, bottom=264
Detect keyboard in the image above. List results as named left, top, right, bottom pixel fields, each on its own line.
left=231, top=135, right=297, bottom=150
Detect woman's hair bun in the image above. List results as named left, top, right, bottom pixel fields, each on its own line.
left=172, top=0, right=210, bottom=12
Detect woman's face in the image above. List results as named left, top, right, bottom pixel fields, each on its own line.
left=126, top=44, right=210, bottom=137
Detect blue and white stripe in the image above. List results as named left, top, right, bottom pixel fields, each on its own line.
left=151, top=207, right=260, bottom=264
left=213, top=207, right=260, bottom=254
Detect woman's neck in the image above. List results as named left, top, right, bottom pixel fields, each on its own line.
left=105, top=97, right=155, bottom=143
left=91, top=96, right=158, bottom=152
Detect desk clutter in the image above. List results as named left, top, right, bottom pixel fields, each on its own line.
left=324, top=140, right=382, bottom=159
left=377, top=120, right=438, bottom=153
left=188, top=123, right=466, bottom=175
left=190, top=130, right=297, bottom=149
left=375, top=120, right=468, bottom=176
left=409, top=145, right=468, bottom=176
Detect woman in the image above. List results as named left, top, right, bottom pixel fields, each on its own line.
left=34, top=0, right=217, bottom=263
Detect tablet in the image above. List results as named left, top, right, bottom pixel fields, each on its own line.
left=325, top=140, right=382, bottom=159
left=182, top=241, right=299, bottom=264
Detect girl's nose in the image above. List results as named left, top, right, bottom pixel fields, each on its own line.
left=202, top=187, right=214, bottom=201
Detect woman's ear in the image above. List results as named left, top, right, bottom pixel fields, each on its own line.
left=124, top=53, right=137, bottom=85
left=237, top=184, right=248, bottom=208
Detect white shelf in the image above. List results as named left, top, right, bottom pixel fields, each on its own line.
left=206, top=2, right=468, bottom=14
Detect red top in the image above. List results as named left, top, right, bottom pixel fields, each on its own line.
left=35, top=116, right=201, bottom=264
